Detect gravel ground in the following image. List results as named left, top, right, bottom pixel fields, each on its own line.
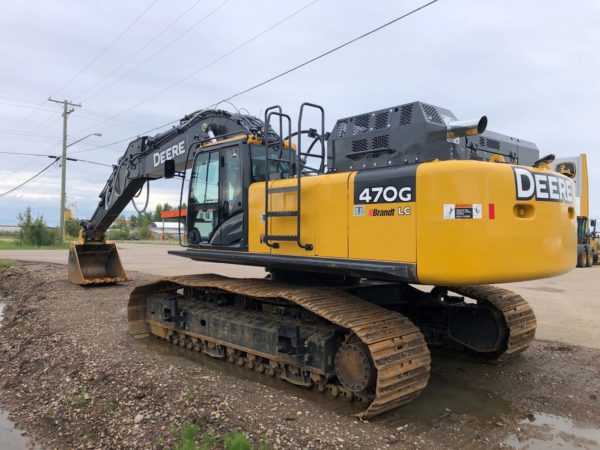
left=0, top=262, right=599, bottom=449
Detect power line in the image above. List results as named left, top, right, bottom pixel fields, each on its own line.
left=72, top=0, right=439, bottom=155
left=70, top=120, right=178, bottom=154
left=70, top=0, right=318, bottom=140
left=66, top=157, right=113, bottom=168
left=0, top=151, right=112, bottom=167
left=77, top=0, right=206, bottom=100
left=102, top=0, right=320, bottom=107
left=0, top=151, right=55, bottom=157
left=0, top=99, right=142, bottom=130
left=0, top=0, right=161, bottom=154
left=83, top=0, right=230, bottom=102
left=0, top=159, right=58, bottom=197
left=50, top=0, right=160, bottom=97
left=225, top=0, right=439, bottom=102
left=0, top=131, right=61, bottom=139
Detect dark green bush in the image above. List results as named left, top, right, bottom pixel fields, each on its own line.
left=17, top=207, right=59, bottom=246
left=65, top=219, right=81, bottom=238
left=107, top=229, right=131, bottom=240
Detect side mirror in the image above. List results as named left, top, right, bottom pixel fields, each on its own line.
left=591, top=219, right=596, bottom=228
left=164, top=159, right=175, bottom=179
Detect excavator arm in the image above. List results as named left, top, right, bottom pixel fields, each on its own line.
left=69, top=109, right=270, bottom=284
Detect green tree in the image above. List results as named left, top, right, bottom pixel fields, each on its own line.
left=152, top=203, right=174, bottom=221
left=17, top=207, right=59, bottom=246
left=65, top=219, right=81, bottom=238
left=129, top=214, right=138, bottom=228
left=113, top=214, right=127, bottom=230
left=152, top=204, right=163, bottom=222
left=138, top=214, right=152, bottom=239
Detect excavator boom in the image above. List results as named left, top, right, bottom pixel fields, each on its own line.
left=69, top=109, right=269, bottom=284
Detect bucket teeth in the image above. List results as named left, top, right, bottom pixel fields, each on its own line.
left=68, top=241, right=132, bottom=285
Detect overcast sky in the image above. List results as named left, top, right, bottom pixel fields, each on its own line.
left=0, top=0, right=598, bottom=225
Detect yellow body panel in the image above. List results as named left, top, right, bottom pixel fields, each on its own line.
left=248, top=160, right=576, bottom=285
left=415, top=161, right=576, bottom=284
left=348, top=171, right=417, bottom=263
left=248, top=173, right=350, bottom=258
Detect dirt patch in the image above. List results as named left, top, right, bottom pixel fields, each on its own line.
left=0, top=263, right=599, bottom=449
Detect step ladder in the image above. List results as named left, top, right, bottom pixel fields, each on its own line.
left=262, top=103, right=325, bottom=251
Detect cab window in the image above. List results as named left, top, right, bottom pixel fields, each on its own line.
left=250, top=146, right=292, bottom=182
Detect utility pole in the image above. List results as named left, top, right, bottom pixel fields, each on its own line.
left=48, top=98, right=81, bottom=241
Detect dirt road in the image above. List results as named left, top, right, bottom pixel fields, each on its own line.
left=2, top=243, right=599, bottom=348
left=0, top=262, right=599, bottom=449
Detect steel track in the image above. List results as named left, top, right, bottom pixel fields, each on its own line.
left=446, top=285, right=537, bottom=362
left=128, top=274, right=431, bottom=418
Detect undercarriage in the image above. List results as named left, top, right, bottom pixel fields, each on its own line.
left=127, top=272, right=536, bottom=418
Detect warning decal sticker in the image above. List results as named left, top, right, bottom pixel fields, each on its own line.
left=443, top=204, right=482, bottom=220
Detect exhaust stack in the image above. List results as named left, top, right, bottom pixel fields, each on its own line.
left=446, top=116, right=488, bottom=139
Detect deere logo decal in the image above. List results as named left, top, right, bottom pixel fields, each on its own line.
left=513, top=167, right=574, bottom=203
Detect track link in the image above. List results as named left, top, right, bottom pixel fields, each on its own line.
left=128, top=274, right=431, bottom=418
left=445, top=285, right=537, bottom=362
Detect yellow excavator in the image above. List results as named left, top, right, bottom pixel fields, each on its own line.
left=69, top=102, right=576, bottom=417
left=553, top=153, right=597, bottom=267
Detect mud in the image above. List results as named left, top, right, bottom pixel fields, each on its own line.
left=0, top=262, right=599, bottom=449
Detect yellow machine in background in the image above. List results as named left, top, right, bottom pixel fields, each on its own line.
left=590, top=218, right=599, bottom=265
left=553, top=153, right=596, bottom=267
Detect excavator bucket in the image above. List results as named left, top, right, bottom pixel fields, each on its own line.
left=68, top=241, right=132, bottom=285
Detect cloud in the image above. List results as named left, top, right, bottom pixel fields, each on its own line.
left=0, top=0, right=598, bottom=227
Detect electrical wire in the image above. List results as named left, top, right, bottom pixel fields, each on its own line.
left=70, top=120, right=179, bottom=154
left=224, top=0, right=439, bottom=102
left=77, top=0, right=206, bottom=100
left=0, top=0, right=160, bottom=151
left=0, top=159, right=58, bottom=197
left=78, top=0, right=318, bottom=125
left=0, top=151, right=58, bottom=157
left=0, top=131, right=61, bottom=139
left=0, top=151, right=113, bottom=167
left=50, top=0, right=160, bottom=97
left=70, top=0, right=439, bottom=155
left=82, top=0, right=230, bottom=102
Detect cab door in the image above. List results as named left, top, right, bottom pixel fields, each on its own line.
left=187, top=145, right=243, bottom=247
left=215, top=145, right=243, bottom=246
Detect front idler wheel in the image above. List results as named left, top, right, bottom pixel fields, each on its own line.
left=334, top=336, right=375, bottom=394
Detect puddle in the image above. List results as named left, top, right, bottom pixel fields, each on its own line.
left=0, top=410, right=36, bottom=450
left=504, top=413, right=600, bottom=449
left=379, top=369, right=513, bottom=431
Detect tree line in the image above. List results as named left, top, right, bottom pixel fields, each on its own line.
left=15, top=202, right=186, bottom=246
